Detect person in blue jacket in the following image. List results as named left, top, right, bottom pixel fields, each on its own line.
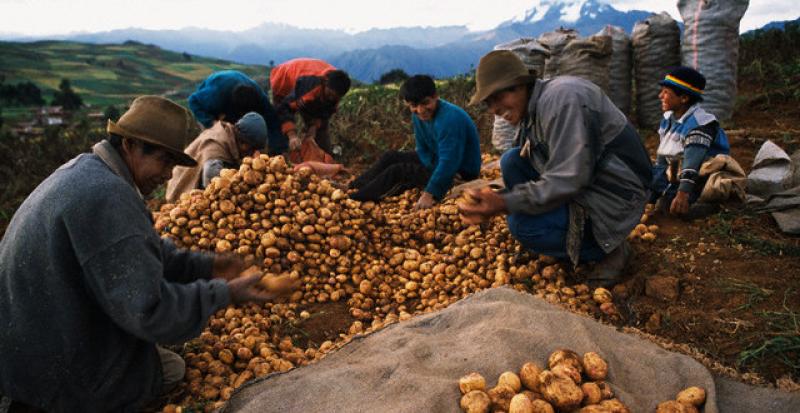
left=187, top=70, right=285, bottom=155
left=652, top=66, right=730, bottom=216
left=349, top=75, right=481, bottom=209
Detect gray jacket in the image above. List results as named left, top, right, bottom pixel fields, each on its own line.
left=0, top=141, right=230, bottom=412
left=502, top=76, right=651, bottom=261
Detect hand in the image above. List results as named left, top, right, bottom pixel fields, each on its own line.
left=227, top=267, right=280, bottom=304
left=414, top=192, right=436, bottom=210
left=288, top=131, right=302, bottom=151
left=457, top=187, right=507, bottom=224
left=303, top=124, right=318, bottom=141
left=670, top=191, right=690, bottom=215
left=212, top=254, right=246, bottom=281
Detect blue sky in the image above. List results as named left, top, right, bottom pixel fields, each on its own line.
left=0, top=0, right=794, bottom=36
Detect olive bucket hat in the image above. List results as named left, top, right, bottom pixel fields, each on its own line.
left=469, top=50, right=537, bottom=106
left=107, top=95, right=198, bottom=166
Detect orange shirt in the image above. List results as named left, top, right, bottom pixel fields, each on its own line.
left=270, top=58, right=336, bottom=103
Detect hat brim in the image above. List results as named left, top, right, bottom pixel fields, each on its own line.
left=107, top=120, right=197, bottom=167
left=469, top=74, right=536, bottom=106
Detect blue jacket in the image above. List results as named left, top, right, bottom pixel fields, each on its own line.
left=656, top=104, right=730, bottom=193
left=188, top=70, right=284, bottom=152
left=0, top=143, right=230, bottom=412
left=413, top=99, right=481, bottom=200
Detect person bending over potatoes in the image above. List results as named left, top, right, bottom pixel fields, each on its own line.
left=188, top=70, right=284, bottom=155
left=349, top=75, right=482, bottom=210
left=0, top=96, right=292, bottom=412
left=165, top=111, right=268, bottom=202
left=458, top=51, right=652, bottom=288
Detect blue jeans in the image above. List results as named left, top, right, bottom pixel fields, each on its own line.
left=501, top=148, right=606, bottom=263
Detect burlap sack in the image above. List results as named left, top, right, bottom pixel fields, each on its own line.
left=596, top=25, right=633, bottom=115
left=223, top=288, right=800, bottom=413
left=557, top=34, right=613, bottom=93
left=539, top=28, right=580, bottom=79
left=632, top=12, right=681, bottom=128
left=679, top=0, right=749, bottom=122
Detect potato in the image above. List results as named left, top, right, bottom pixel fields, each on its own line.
left=550, top=363, right=581, bottom=384
left=598, top=398, right=630, bottom=413
left=459, top=372, right=487, bottom=394
left=547, top=349, right=583, bottom=373
left=582, top=352, right=608, bottom=381
left=498, top=371, right=522, bottom=392
left=581, top=382, right=602, bottom=405
left=509, top=393, right=534, bottom=413
left=676, top=386, right=706, bottom=406
left=259, top=274, right=298, bottom=295
left=656, top=400, right=694, bottom=413
left=519, top=362, right=543, bottom=391
left=539, top=370, right=583, bottom=412
left=577, top=406, right=612, bottom=413
left=592, top=288, right=613, bottom=304
left=520, top=390, right=540, bottom=402
left=596, top=381, right=614, bottom=400
left=460, top=390, right=491, bottom=413
left=529, top=399, right=555, bottom=413
left=487, top=384, right=516, bottom=411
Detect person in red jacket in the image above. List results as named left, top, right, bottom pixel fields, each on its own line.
left=269, top=58, right=351, bottom=154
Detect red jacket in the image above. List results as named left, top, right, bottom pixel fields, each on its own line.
left=269, top=58, right=338, bottom=135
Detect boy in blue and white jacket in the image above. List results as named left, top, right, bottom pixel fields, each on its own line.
left=651, top=66, right=730, bottom=215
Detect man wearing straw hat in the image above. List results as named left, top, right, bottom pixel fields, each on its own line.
left=459, top=50, right=652, bottom=288
left=0, top=96, right=287, bottom=411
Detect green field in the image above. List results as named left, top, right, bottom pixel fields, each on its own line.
left=0, top=40, right=266, bottom=110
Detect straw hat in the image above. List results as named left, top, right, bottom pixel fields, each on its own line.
left=107, top=95, right=197, bottom=166
left=469, top=50, right=536, bottom=106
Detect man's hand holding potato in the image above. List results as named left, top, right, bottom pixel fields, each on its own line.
left=457, top=187, right=507, bottom=225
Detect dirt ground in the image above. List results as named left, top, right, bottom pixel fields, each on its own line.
left=278, top=94, right=800, bottom=391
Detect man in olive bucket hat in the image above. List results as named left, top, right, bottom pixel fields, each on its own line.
left=0, top=96, right=293, bottom=412
left=459, top=50, right=652, bottom=288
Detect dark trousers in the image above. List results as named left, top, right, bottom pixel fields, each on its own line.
left=350, top=151, right=431, bottom=201
left=501, top=148, right=606, bottom=262
left=650, top=163, right=705, bottom=206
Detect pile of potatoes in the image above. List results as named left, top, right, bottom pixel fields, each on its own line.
left=154, top=154, right=619, bottom=410
left=458, top=349, right=706, bottom=413
left=656, top=387, right=706, bottom=413
left=458, top=349, right=629, bottom=413
left=627, top=208, right=659, bottom=242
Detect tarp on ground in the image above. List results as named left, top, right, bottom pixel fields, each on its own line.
left=224, top=288, right=800, bottom=413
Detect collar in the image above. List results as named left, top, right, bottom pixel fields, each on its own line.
left=92, top=139, right=143, bottom=199
left=526, top=80, right=544, bottom=125
left=665, top=103, right=700, bottom=124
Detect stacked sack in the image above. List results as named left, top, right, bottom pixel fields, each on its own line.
left=678, top=0, right=750, bottom=122
left=632, top=12, right=681, bottom=128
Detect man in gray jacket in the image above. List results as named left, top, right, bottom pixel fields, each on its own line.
left=0, top=96, right=283, bottom=412
left=459, top=51, right=651, bottom=287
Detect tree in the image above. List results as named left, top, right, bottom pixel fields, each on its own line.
left=51, top=79, right=83, bottom=111
left=182, top=52, right=192, bottom=61
left=378, top=68, right=410, bottom=85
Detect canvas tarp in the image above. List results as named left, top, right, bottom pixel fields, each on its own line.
left=223, top=288, right=800, bottom=413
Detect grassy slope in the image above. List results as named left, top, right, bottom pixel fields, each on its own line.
left=0, top=40, right=266, bottom=109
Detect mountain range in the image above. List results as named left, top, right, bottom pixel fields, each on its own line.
left=1, top=0, right=655, bottom=82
